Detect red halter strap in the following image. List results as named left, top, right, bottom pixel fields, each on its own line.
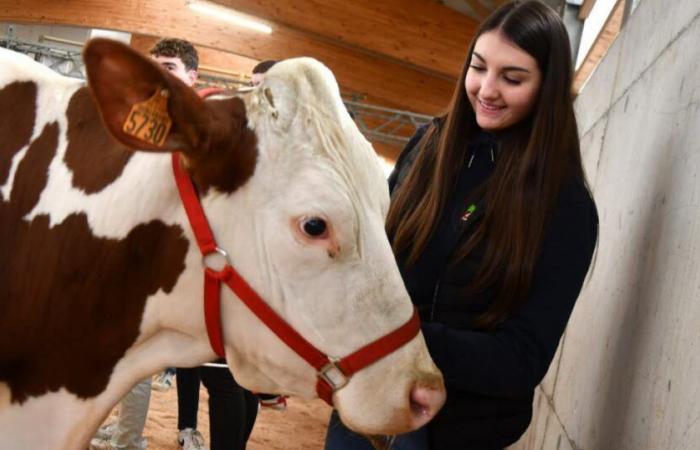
left=171, top=90, right=421, bottom=405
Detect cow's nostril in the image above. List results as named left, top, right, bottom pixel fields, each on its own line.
left=410, top=400, right=430, bottom=420
left=408, top=382, right=446, bottom=428
left=410, top=393, right=430, bottom=417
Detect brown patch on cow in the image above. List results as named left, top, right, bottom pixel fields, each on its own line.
left=65, top=87, right=133, bottom=194
left=11, top=122, right=59, bottom=217
left=185, top=96, right=258, bottom=194
left=0, top=81, right=37, bottom=189
left=0, top=121, right=189, bottom=404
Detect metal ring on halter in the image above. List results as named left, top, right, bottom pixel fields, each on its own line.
left=318, top=358, right=349, bottom=391
left=202, top=246, right=232, bottom=271
left=202, top=362, right=229, bottom=368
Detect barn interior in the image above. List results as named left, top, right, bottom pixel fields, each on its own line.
left=3, top=1, right=699, bottom=449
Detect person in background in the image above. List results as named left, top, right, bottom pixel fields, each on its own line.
left=324, top=1, right=598, bottom=449
left=175, top=362, right=258, bottom=450
left=248, top=58, right=356, bottom=122
left=153, top=38, right=259, bottom=450
left=91, top=38, right=259, bottom=450
left=250, top=59, right=277, bottom=86
left=89, top=379, right=151, bottom=450
left=152, top=367, right=176, bottom=392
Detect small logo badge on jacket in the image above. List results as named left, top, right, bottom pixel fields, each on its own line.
left=462, top=204, right=476, bottom=221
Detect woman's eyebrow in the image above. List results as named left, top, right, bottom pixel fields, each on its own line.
left=473, top=51, right=531, bottom=73
left=503, top=66, right=531, bottom=73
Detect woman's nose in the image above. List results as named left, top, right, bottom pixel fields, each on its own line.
left=479, top=75, right=499, bottom=100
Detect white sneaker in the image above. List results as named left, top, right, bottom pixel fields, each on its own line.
left=178, top=428, right=207, bottom=450
left=93, top=422, right=118, bottom=441
left=152, top=370, right=175, bottom=392
left=88, top=436, right=112, bottom=450
left=259, top=395, right=288, bottom=411
left=89, top=435, right=147, bottom=450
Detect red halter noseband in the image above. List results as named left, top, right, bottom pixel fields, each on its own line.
left=171, top=89, right=420, bottom=406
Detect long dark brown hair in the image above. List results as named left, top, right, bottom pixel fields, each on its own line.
left=387, top=0, right=588, bottom=329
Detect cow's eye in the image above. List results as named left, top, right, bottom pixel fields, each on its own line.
left=301, top=217, right=327, bottom=238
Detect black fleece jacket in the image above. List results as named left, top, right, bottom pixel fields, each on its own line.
left=388, top=125, right=598, bottom=449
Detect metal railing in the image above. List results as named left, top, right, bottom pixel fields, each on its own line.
left=1, top=38, right=86, bottom=79
left=344, top=98, right=432, bottom=146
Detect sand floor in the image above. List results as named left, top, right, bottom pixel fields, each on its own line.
left=102, top=377, right=332, bottom=450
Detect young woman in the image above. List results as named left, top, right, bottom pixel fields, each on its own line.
left=324, top=1, right=598, bottom=449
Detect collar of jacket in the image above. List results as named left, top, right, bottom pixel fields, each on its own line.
left=466, top=131, right=499, bottom=168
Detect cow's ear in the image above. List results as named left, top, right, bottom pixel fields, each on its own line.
left=83, top=38, right=210, bottom=155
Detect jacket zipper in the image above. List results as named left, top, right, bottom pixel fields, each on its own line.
left=430, top=279, right=441, bottom=321
left=427, top=145, right=493, bottom=323
left=429, top=201, right=477, bottom=322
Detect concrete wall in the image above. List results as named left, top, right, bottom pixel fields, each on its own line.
left=510, top=0, right=700, bottom=448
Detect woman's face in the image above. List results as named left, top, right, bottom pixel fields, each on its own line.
left=465, top=30, right=542, bottom=131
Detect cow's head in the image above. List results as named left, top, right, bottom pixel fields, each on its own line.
left=83, top=38, right=444, bottom=436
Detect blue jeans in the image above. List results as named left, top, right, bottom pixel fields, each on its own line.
left=324, top=410, right=429, bottom=450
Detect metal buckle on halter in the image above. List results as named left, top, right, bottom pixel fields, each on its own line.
left=318, top=358, right=349, bottom=391
left=202, top=246, right=232, bottom=272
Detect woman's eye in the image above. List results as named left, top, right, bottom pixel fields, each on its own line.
left=469, top=65, right=485, bottom=71
left=301, top=217, right=328, bottom=238
left=504, top=77, right=522, bottom=85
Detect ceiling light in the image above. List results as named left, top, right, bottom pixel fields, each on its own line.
left=187, top=0, right=272, bottom=34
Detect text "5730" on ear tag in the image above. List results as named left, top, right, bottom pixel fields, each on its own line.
left=122, top=89, right=173, bottom=147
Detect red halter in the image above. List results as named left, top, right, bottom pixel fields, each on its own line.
left=170, top=89, right=420, bottom=406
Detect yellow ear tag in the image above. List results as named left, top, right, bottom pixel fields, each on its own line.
left=122, top=88, right=172, bottom=147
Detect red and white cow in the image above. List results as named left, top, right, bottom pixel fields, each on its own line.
left=0, top=39, right=444, bottom=449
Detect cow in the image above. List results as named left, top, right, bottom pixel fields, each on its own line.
left=0, top=38, right=445, bottom=449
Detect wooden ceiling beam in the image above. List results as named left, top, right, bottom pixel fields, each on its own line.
left=212, top=0, right=477, bottom=78
left=0, top=0, right=455, bottom=115
left=464, top=0, right=496, bottom=21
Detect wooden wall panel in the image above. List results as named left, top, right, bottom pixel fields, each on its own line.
left=372, top=141, right=403, bottom=163
left=579, top=0, right=597, bottom=19
left=0, top=0, right=458, bottom=115
left=573, top=0, right=624, bottom=93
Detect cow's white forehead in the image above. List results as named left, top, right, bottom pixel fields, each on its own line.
left=257, top=57, right=389, bottom=216
left=267, top=58, right=339, bottom=98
